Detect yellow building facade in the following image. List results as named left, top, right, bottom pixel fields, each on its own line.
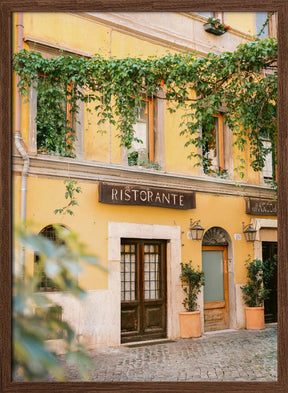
left=13, top=11, right=277, bottom=349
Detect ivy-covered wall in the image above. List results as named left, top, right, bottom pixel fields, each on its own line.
left=14, top=11, right=276, bottom=183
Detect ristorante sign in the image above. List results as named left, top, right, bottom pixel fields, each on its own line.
left=99, top=182, right=196, bottom=210
left=246, top=198, right=277, bottom=216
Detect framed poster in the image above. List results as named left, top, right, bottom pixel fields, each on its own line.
left=1, top=1, right=287, bottom=392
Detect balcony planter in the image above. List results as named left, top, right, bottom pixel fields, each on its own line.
left=204, top=18, right=230, bottom=36
left=204, top=23, right=226, bottom=36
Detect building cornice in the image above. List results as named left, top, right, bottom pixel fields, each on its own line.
left=13, top=154, right=276, bottom=200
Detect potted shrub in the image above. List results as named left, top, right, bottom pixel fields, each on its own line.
left=179, top=262, right=204, bottom=338
left=241, top=257, right=275, bottom=330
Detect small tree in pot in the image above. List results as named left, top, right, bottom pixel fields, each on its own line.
left=241, top=257, right=275, bottom=330
left=179, top=262, right=205, bottom=338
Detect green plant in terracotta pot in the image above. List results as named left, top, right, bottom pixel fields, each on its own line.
left=241, top=257, right=275, bottom=330
left=179, top=262, right=205, bottom=338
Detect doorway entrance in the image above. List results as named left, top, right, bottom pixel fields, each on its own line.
left=263, top=241, right=278, bottom=323
left=202, top=246, right=229, bottom=331
left=120, top=239, right=167, bottom=343
left=201, top=226, right=231, bottom=332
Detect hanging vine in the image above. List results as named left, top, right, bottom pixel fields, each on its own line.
left=13, top=37, right=277, bottom=179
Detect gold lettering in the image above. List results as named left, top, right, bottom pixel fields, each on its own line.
left=171, top=194, right=177, bottom=205
left=124, top=189, right=131, bottom=201
left=131, top=189, right=139, bottom=200
left=155, top=192, right=161, bottom=203
left=162, top=193, right=170, bottom=204
left=111, top=188, right=118, bottom=200
left=140, top=190, right=147, bottom=202
left=147, top=191, right=153, bottom=202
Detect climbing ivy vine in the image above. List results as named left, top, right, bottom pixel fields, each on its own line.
left=13, top=36, right=277, bottom=179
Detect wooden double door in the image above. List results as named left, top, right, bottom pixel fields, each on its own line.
left=202, top=246, right=229, bottom=331
left=120, top=239, right=167, bottom=343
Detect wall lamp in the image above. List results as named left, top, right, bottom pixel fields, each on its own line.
left=189, top=219, right=205, bottom=240
left=242, top=222, right=257, bottom=242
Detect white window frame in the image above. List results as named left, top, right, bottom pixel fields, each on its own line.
left=122, top=92, right=165, bottom=169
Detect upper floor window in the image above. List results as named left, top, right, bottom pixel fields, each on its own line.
left=260, top=132, right=276, bottom=183
left=36, top=76, right=75, bottom=157
left=194, top=11, right=226, bottom=23
left=27, top=41, right=84, bottom=159
left=256, top=12, right=277, bottom=38
left=127, top=98, right=155, bottom=167
left=202, top=114, right=226, bottom=175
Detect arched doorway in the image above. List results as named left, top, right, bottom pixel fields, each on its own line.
left=202, top=227, right=230, bottom=331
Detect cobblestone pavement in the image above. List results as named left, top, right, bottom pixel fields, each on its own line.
left=63, top=325, right=277, bottom=382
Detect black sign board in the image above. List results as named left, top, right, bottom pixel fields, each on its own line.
left=246, top=198, right=277, bottom=216
left=99, top=182, right=196, bottom=210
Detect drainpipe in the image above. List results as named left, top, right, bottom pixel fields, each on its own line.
left=14, top=12, right=29, bottom=279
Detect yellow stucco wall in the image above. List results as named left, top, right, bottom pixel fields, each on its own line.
left=13, top=12, right=276, bottom=300
left=15, top=11, right=263, bottom=182
left=13, top=174, right=276, bottom=291
left=225, top=12, right=255, bottom=36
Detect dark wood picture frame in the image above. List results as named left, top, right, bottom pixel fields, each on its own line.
left=1, top=1, right=287, bottom=392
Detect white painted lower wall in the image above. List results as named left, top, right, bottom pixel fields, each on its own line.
left=235, top=284, right=246, bottom=329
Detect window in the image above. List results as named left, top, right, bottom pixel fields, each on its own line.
left=202, top=114, right=226, bottom=175
left=127, top=98, right=155, bottom=166
left=194, top=12, right=214, bottom=18
left=260, top=133, right=276, bottom=183
left=34, top=224, right=67, bottom=292
left=27, top=41, right=84, bottom=159
left=36, top=77, right=74, bottom=157
left=262, top=139, right=273, bottom=180
left=194, top=11, right=226, bottom=23
left=256, top=12, right=277, bottom=38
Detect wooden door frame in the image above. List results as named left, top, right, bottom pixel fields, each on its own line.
left=202, top=245, right=229, bottom=328
left=120, top=239, right=167, bottom=343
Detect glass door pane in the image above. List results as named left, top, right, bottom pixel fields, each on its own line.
left=202, top=250, right=224, bottom=302
left=144, top=243, right=161, bottom=300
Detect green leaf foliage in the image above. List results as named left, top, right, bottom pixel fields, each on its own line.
left=54, top=180, right=82, bottom=216
left=13, top=225, right=106, bottom=381
left=180, top=262, right=205, bottom=312
left=13, top=37, right=277, bottom=179
left=241, top=256, right=276, bottom=307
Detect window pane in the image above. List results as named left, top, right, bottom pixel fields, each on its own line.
left=194, top=12, right=213, bottom=18
left=202, top=250, right=224, bottom=302
left=128, top=99, right=152, bottom=166
left=203, top=117, right=219, bottom=172
left=256, top=12, right=269, bottom=38
left=262, top=140, right=273, bottom=179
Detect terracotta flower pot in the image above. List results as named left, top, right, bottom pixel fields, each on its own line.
left=179, top=310, right=201, bottom=338
left=245, top=307, right=265, bottom=330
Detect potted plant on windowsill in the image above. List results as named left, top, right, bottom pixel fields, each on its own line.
left=179, top=262, right=205, bottom=338
left=204, top=18, right=231, bottom=36
left=241, top=257, right=275, bottom=330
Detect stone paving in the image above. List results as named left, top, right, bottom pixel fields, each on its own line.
left=63, top=325, right=277, bottom=382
